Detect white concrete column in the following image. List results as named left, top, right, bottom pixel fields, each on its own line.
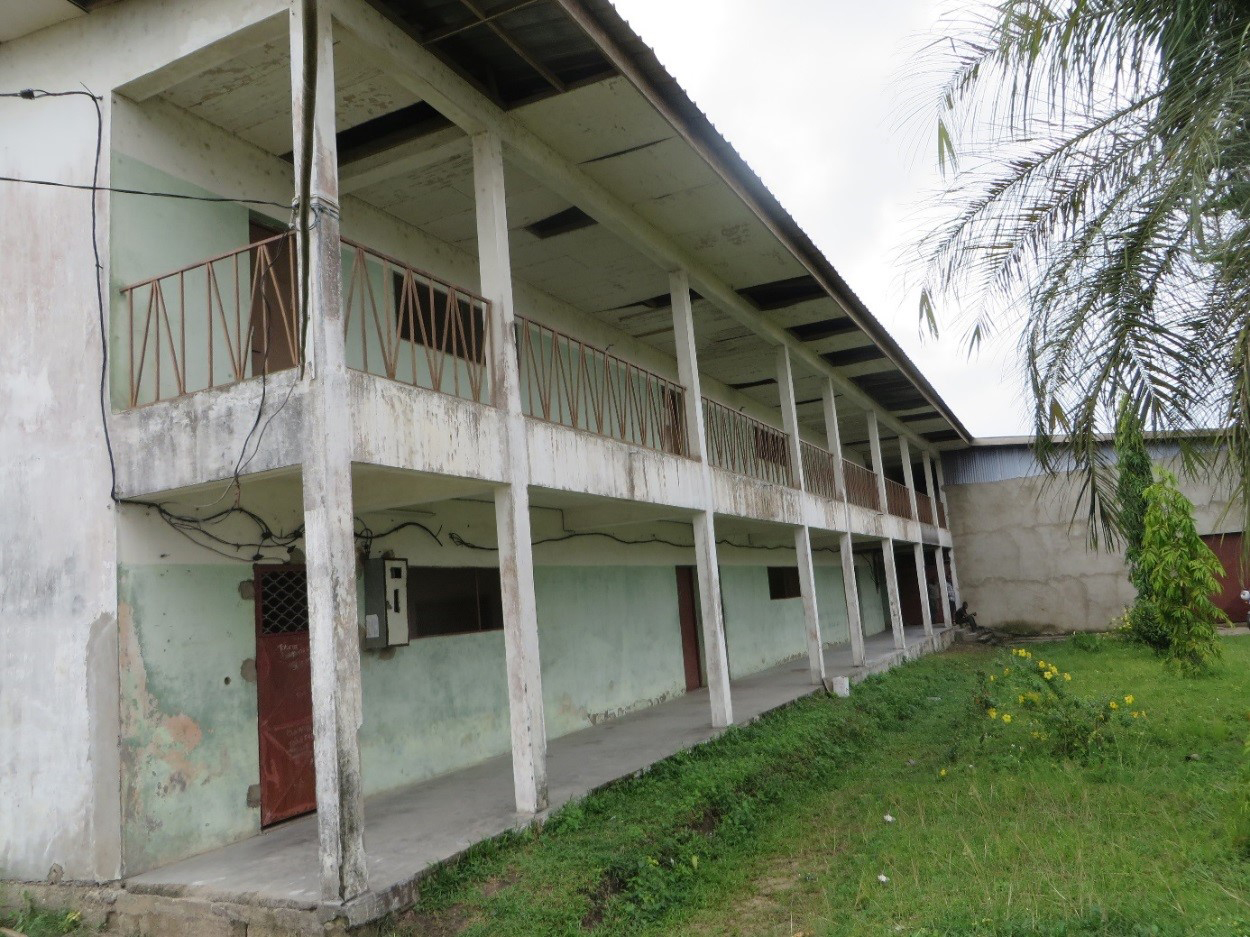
left=671, top=271, right=733, bottom=726
left=947, top=546, right=963, bottom=607
left=474, top=131, right=548, bottom=813
left=913, top=542, right=934, bottom=637
left=934, top=456, right=953, bottom=528
left=881, top=539, right=906, bottom=650
left=776, top=346, right=804, bottom=490
left=290, top=0, right=367, bottom=902
left=776, top=347, right=824, bottom=682
left=866, top=410, right=888, bottom=511
left=821, top=379, right=846, bottom=500
left=935, top=546, right=952, bottom=626
left=921, top=451, right=941, bottom=526
left=839, top=533, right=865, bottom=666
left=899, top=437, right=919, bottom=520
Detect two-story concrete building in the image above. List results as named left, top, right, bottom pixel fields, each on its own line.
left=1, top=0, right=971, bottom=930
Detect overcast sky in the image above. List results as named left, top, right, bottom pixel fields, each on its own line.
left=607, top=0, right=1028, bottom=438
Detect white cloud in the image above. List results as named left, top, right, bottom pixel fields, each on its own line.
left=608, top=0, right=1029, bottom=437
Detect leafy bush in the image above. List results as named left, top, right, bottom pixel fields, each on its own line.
left=1127, top=599, right=1172, bottom=652
left=978, top=647, right=1141, bottom=760
left=1137, top=471, right=1226, bottom=675
left=1070, top=631, right=1105, bottom=653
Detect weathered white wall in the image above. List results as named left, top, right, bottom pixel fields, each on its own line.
left=0, top=89, right=122, bottom=882
left=946, top=454, right=1237, bottom=632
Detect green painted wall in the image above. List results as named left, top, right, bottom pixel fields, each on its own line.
left=720, top=566, right=807, bottom=679
left=109, top=155, right=256, bottom=407
left=118, top=564, right=260, bottom=876
left=857, top=555, right=889, bottom=636
left=535, top=566, right=686, bottom=737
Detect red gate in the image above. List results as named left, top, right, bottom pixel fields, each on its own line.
left=254, top=564, right=316, bottom=827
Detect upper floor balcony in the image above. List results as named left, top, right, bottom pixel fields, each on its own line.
left=114, top=232, right=947, bottom=533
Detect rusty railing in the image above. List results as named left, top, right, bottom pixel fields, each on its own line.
left=884, top=478, right=913, bottom=519
left=516, top=317, right=688, bottom=456
left=843, top=459, right=880, bottom=511
left=916, top=494, right=935, bottom=525
left=800, top=441, right=840, bottom=500
left=702, top=399, right=794, bottom=486
left=341, top=238, right=492, bottom=404
left=936, top=499, right=947, bottom=528
left=120, top=231, right=300, bottom=408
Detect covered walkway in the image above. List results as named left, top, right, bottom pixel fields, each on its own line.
left=126, top=626, right=950, bottom=923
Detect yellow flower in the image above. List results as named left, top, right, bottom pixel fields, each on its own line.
left=1038, top=660, right=1047, bottom=669
left=1124, top=694, right=1134, bottom=705
left=1017, top=694, right=1026, bottom=704
left=1109, top=700, right=1119, bottom=710
left=1001, top=713, right=1013, bottom=724
left=939, top=768, right=947, bottom=777
left=1131, top=711, right=1141, bottom=719
left=1063, top=673, right=1071, bottom=681
left=988, top=708, right=998, bottom=720
left=1003, top=668, right=1011, bottom=676
left=989, top=675, right=996, bottom=682
left=1043, top=671, right=1054, bottom=680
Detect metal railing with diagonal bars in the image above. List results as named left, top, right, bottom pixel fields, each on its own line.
left=702, top=399, right=795, bottom=487
left=842, top=459, right=880, bottom=511
left=800, top=441, right=840, bottom=500
left=516, top=317, right=688, bottom=456
left=884, top=478, right=913, bottom=520
left=341, top=238, right=493, bottom=404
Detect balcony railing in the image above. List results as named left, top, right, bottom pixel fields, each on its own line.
left=703, top=399, right=794, bottom=487
left=884, top=478, right=913, bottom=520
left=119, top=233, right=494, bottom=409
left=800, top=441, right=840, bottom=500
left=517, top=317, right=688, bottom=456
left=342, top=238, right=492, bottom=404
left=936, top=499, right=947, bottom=528
left=916, top=495, right=935, bottom=526
left=843, top=459, right=880, bottom=511
left=120, top=231, right=301, bottom=408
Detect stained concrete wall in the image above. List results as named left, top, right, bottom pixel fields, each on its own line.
left=0, top=90, right=122, bottom=881
left=114, top=497, right=853, bottom=873
left=945, top=453, right=1238, bottom=632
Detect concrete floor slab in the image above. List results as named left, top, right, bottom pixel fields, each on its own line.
left=125, top=627, right=946, bottom=922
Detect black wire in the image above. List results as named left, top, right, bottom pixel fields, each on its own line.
left=446, top=529, right=841, bottom=555
left=0, top=175, right=293, bottom=209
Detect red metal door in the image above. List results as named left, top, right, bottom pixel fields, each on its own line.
left=254, top=564, right=316, bottom=827
left=1201, top=533, right=1247, bottom=622
left=676, top=566, right=703, bottom=691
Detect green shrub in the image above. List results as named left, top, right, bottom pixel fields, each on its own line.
left=1070, top=631, right=1105, bottom=653
left=1138, top=471, right=1227, bottom=675
left=1126, top=599, right=1172, bottom=653
left=979, top=647, right=1141, bottom=760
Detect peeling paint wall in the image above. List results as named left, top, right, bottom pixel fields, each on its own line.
left=721, top=567, right=807, bottom=678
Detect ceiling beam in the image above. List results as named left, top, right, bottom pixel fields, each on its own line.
left=339, top=127, right=468, bottom=193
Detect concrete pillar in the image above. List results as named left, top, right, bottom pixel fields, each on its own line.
left=921, top=451, right=940, bottom=526
left=881, top=539, right=905, bottom=650
left=935, top=545, right=952, bottom=626
left=821, top=379, right=846, bottom=500
left=899, top=437, right=919, bottom=520
left=840, top=533, right=865, bottom=666
left=289, top=0, right=367, bottom=901
left=474, top=131, right=547, bottom=813
left=913, top=542, right=934, bottom=637
left=947, top=546, right=963, bottom=607
left=777, top=347, right=823, bottom=683
left=671, top=270, right=733, bottom=726
left=934, top=456, right=953, bottom=528
left=866, top=410, right=887, bottom=511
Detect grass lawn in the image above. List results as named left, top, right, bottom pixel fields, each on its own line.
left=387, top=637, right=1250, bottom=937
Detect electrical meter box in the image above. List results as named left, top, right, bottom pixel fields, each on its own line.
left=362, top=558, right=409, bottom=649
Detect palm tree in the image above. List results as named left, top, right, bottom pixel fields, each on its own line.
left=919, top=0, right=1250, bottom=543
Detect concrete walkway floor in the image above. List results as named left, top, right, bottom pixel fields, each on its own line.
left=126, top=626, right=949, bottom=926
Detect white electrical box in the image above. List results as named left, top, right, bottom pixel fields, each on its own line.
left=363, top=558, right=410, bottom=648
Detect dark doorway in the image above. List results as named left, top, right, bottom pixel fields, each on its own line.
left=895, top=546, right=923, bottom=628
left=675, top=566, right=704, bottom=691
left=254, top=564, right=316, bottom=827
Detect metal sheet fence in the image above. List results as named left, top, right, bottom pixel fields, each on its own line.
left=516, top=317, right=688, bottom=456
left=703, top=399, right=794, bottom=486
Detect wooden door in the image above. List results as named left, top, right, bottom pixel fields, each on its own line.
left=676, top=566, right=703, bottom=691
left=1201, top=533, right=1247, bottom=622
left=248, top=220, right=298, bottom=376
left=254, top=564, right=316, bottom=827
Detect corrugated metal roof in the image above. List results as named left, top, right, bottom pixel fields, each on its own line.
left=943, top=441, right=1184, bottom=485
